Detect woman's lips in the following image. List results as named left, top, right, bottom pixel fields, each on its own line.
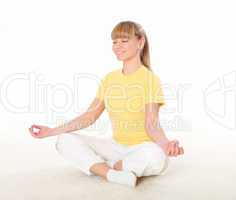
left=116, top=51, right=125, bottom=55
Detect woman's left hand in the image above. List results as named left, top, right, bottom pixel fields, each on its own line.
left=166, top=140, right=184, bottom=157
left=157, top=139, right=184, bottom=157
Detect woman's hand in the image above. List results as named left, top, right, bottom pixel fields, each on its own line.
left=157, top=139, right=184, bottom=157
left=28, top=125, right=55, bottom=139
left=166, top=140, right=184, bottom=157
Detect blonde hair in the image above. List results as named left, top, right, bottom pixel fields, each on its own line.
left=111, top=21, right=152, bottom=71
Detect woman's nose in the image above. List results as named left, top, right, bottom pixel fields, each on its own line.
left=114, top=41, right=123, bottom=47
left=114, top=44, right=123, bottom=50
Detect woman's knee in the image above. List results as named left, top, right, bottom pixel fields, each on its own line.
left=142, top=143, right=169, bottom=176
left=146, top=156, right=169, bottom=176
left=55, top=133, right=84, bottom=152
left=122, top=144, right=164, bottom=177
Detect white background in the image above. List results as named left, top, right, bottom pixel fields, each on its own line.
left=0, top=0, right=235, bottom=199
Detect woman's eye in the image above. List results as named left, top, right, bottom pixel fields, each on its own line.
left=112, top=40, right=128, bottom=44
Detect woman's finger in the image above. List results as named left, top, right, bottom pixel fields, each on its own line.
left=29, top=128, right=33, bottom=134
left=29, top=128, right=37, bottom=137
left=179, top=147, right=184, bottom=154
left=173, top=140, right=182, bottom=156
left=173, top=143, right=180, bottom=156
left=32, top=124, right=41, bottom=130
left=173, top=139, right=179, bottom=146
left=177, top=146, right=182, bottom=156
left=29, top=126, right=39, bottom=135
left=166, top=143, right=172, bottom=156
left=32, top=126, right=41, bottom=134
left=168, top=141, right=179, bottom=156
left=169, top=143, right=176, bottom=156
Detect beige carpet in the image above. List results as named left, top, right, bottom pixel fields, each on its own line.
left=1, top=131, right=235, bottom=200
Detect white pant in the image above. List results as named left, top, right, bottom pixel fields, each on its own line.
left=55, top=132, right=169, bottom=177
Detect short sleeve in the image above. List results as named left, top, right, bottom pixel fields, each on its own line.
left=144, top=73, right=165, bottom=106
left=95, top=76, right=107, bottom=101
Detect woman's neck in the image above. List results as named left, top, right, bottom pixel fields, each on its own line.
left=122, top=56, right=142, bottom=75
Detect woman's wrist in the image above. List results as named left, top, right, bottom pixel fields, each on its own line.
left=156, top=137, right=169, bottom=146
left=49, top=127, right=61, bottom=136
left=50, top=125, right=73, bottom=136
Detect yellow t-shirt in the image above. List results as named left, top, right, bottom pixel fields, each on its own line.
left=95, top=64, right=165, bottom=146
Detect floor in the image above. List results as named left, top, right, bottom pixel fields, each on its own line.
left=1, top=130, right=235, bottom=200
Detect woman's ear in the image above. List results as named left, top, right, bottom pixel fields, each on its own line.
left=139, top=36, right=145, bottom=49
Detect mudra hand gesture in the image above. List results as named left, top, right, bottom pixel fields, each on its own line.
left=158, top=139, right=184, bottom=157
left=29, top=125, right=54, bottom=139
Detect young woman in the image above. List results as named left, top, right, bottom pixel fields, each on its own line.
left=29, top=21, right=184, bottom=187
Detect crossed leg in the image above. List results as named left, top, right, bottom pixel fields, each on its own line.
left=55, top=133, right=137, bottom=186
left=111, top=143, right=169, bottom=177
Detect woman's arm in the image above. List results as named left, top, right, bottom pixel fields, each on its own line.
left=29, top=97, right=105, bottom=138
left=144, top=103, right=184, bottom=156
left=51, top=97, right=105, bottom=135
left=144, top=103, right=168, bottom=141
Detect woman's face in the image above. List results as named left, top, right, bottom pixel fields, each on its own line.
left=112, top=36, right=144, bottom=61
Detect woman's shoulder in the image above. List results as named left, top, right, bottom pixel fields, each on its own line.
left=105, top=67, right=121, bottom=77
left=142, top=66, right=161, bottom=81
left=101, top=68, right=120, bottom=82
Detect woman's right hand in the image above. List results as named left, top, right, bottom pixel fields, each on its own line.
left=28, top=125, right=55, bottom=139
